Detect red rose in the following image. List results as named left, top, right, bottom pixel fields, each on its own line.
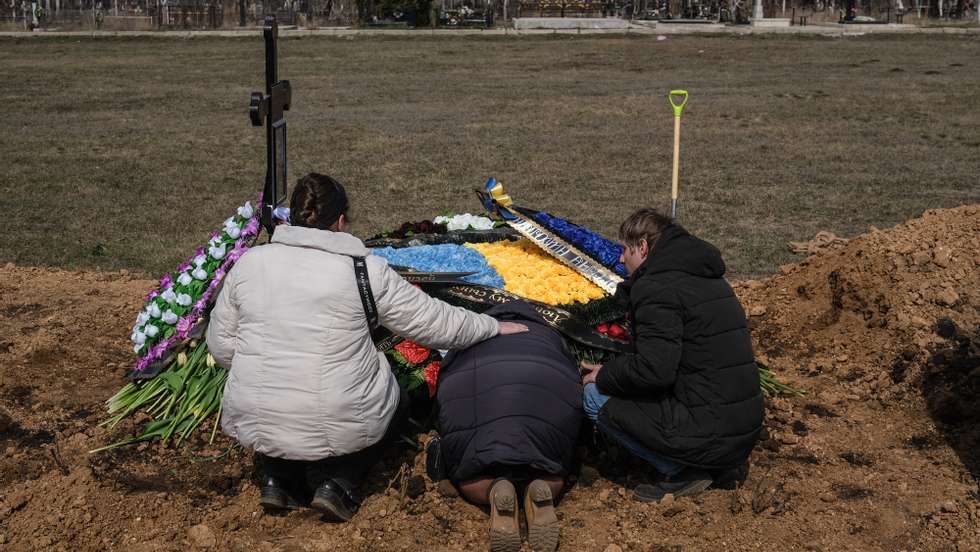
left=597, top=323, right=609, bottom=334
left=424, top=361, right=441, bottom=397
left=608, top=323, right=628, bottom=340
left=394, top=340, right=430, bottom=365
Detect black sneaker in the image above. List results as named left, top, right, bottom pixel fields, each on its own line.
left=633, top=468, right=713, bottom=503
left=311, top=479, right=361, bottom=522
left=425, top=437, right=447, bottom=482
left=259, top=475, right=302, bottom=510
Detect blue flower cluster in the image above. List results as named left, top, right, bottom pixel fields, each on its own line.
left=531, top=212, right=628, bottom=277
left=371, top=244, right=505, bottom=288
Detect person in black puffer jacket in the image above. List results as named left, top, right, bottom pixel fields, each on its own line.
left=580, top=208, right=763, bottom=503
left=428, top=301, right=582, bottom=552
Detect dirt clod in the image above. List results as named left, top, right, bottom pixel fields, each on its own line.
left=187, top=524, right=216, bottom=548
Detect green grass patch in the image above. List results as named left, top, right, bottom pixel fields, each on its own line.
left=1, top=34, right=978, bottom=278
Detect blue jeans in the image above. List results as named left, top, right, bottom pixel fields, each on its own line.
left=583, top=383, right=684, bottom=477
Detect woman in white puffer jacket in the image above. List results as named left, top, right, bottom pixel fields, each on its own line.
left=206, top=173, right=526, bottom=521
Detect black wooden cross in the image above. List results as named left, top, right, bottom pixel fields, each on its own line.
left=249, top=15, right=292, bottom=235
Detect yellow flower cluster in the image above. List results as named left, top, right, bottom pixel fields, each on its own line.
left=466, top=239, right=607, bottom=305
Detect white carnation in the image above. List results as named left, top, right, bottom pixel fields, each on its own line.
left=176, top=293, right=193, bottom=307
left=193, top=254, right=207, bottom=267
left=137, top=311, right=150, bottom=325
left=132, top=331, right=146, bottom=345
left=224, top=225, right=241, bottom=240
left=148, top=303, right=162, bottom=318
left=192, top=267, right=208, bottom=281
left=177, top=272, right=193, bottom=286
left=144, top=325, right=159, bottom=338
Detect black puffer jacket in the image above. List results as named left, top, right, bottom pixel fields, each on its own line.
left=596, top=224, right=763, bottom=469
left=435, top=301, right=583, bottom=482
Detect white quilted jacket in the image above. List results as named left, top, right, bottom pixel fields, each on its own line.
left=206, top=225, right=498, bottom=460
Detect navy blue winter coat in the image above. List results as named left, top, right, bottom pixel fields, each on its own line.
left=435, top=301, right=583, bottom=482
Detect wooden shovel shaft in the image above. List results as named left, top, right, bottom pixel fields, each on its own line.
left=672, top=115, right=681, bottom=206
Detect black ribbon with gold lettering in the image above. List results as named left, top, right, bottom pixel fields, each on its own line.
left=429, top=283, right=632, bottom=354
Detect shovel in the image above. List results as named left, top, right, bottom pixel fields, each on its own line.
left=668, top=90, right=689, bottom=219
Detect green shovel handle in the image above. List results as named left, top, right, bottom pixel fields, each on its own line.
left=668, top=90, right=689, bottom=118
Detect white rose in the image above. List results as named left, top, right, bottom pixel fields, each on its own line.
left=192, top=267, right=208, bottom=281
left=144, top=325, right=159, bottom=338
left=209, top=243, right=226, bottom=260
left=176, top=293, right=193, bottom=307
left=161, top=288, right=177, bottom=303
left=148, top=303, right=162, bottom=318
left=193, top=254, right=207, bottom=267
left=225, top=225, right=241, bottom=240
left=177, top=272, right=192, bottom=286
left=238, top=201, right=255, bottom=219
left=161, top=310, right=179, bottom=325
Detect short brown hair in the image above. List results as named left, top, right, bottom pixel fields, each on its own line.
left=619, top=208, right=672, bottom=250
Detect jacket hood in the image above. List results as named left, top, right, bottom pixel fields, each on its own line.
left=483, top=300, right=548, bottom=326
left=271, top=225, right=370, bottom=257
left=637, top=224, right=726, bottom=279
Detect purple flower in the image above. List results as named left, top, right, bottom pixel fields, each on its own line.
left=226, top=243, right=247, bottom=264
left=145, top=289, right=160, bottom=301
left=135, top=356, right=149, bottom=373
left=214, top=267, right=226, bottom=281
left=159, top=274, right=173, bottom=289
left=194, top=298, right=207, bottom=312
left=243, top=218, right=260, bottom=237
left=177, top=260, right=190, bottom=273
left=148, top=342, right=164, bottom=360
left=176, top=316, right=193, bottom=339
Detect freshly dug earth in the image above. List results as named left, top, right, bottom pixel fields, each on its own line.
left=1, top=206, right=979, bottom=551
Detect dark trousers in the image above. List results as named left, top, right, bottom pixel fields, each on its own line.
left=261, top=387, right=409, bottom=496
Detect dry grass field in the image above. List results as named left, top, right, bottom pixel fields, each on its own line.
left=1, top=33, right=979, bottom=277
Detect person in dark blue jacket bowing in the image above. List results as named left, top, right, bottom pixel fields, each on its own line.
left=426, top=301, right=582, bottom=552
left=581, top=208, right=763, bottom=503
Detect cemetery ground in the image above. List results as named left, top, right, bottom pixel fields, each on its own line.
left=1, top=33, right=979, bottom=551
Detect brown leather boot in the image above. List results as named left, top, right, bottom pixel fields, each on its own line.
left=524, top=479, right=559, bottom=552
left=488, top=479, right=521, bottom=552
